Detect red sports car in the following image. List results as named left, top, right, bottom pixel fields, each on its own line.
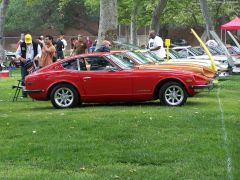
left=25, top=52, right=213, bottom=108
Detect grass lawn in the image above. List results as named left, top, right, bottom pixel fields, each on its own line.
left=0, top=70, right=239, bottom=179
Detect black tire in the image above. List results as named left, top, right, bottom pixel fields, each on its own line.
left=159, top=81, right=187, bottom=106
left=50, top=83, right=79, bottom=109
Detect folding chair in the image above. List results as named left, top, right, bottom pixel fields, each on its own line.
left=12, top=80, right=24, bottom=102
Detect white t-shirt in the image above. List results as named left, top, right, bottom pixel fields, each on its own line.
left=206, top=40, right=218, bottom=48
left=61, top=39, right=67, bottom=50
left=148, top=36, right=166, bottom=58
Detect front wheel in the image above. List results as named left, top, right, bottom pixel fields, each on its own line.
left=159, top=81, right=187, bottom=106
left=50, top=84, right=79, bottom=108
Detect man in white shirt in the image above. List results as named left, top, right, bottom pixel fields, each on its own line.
left=16, top=34, right=42, bottom=97
left=206, top=39, right=218, bottom=48
left=148, top=30, right=166, bottom=59
left=60, top=34, right=67, bottom=56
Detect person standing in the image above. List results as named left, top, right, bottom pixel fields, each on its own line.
left=70, top=37, right=77, bottom=55
left=39, top=35, right=56, bottom=67
left=15, top=34, right=42, bottom=97
left=60, top=34, right=67, bottom=56
left=56, top=37, right=65, bottom=59
left=16, top=33, right=24, bottom=49
left=148, top=30, right=166, bottom=59
left=85, top=36, right=93, bottom=53
left=71, top=35, right=87, bottom=55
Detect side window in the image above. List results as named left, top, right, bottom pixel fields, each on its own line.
left=78, top=58, right=87, bottom=71
left=84, top=57, right=114, bottom=71
left=62, top=58, right=88, bottom=71
left=62, top=59, right=79, bottom=71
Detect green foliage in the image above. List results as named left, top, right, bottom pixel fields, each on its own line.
left=84, top=0, right=99, bottom=20
left=4, top=0, right=98, bottom=33
left=118, top=0, right=240, bottom=30
left=3, top=0, right=240, bottom=33
left=5, top=0, right=64, bottom=32
left=118, top=0, right=152, bottom=27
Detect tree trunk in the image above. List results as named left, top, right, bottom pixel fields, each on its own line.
left=130, top=19, right=137, bottom=45
left=96, top=0, right=118, bottom=49
left=150, top=0, right=168, bottom=33
left=199, top=0, right=214, bottom=39
left=129, top=1, right=138, bottom=45
left=0, top=0, right=9, bottom=67
left=125, top=25, right=129, bottom=43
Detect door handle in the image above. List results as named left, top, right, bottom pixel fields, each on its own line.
left=83, top=77, right=91, bottom=80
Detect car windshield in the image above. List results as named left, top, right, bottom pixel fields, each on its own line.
left=133, top=52, right=156, bottom=63
left=210, top=47, right=223, bottom=55
left=127, top=52, right=149, bottom=64
left=146, top=51, right=163, bottom=61
left=189, top=47, right=203, bottom=56
left=139, top=51, right=160, bottom=62
left=106, top=54, right=133, bottom=69
left=169, top=49, right=185, bottom=58
left=192, top=47, right=218, bottom=55
left=227, top=46, right=240, bottom=55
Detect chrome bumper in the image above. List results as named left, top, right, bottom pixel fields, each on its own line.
left=191, top=82, right=214, bottom=92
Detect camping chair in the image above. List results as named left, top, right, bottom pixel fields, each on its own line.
left=12, top=80, right=24, bottom=102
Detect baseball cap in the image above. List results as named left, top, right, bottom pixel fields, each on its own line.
left=25, top=34, right=32, bottom=43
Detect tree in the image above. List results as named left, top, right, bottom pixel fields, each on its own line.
left=96, top=0, right=118, bottom=48
left=0, top=0, right=9, bottom=68
left=199, top=0, right=214, bottom=39
left=150, top=0, right=168, bottom=33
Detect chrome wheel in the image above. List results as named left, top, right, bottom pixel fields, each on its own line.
left=50, top=83, right=79, bottom=109
left=159, top=81, right=187, bottom=106
left=164, top=85, right=184, bottom=106
left=54, top=87, right=74, bottom=108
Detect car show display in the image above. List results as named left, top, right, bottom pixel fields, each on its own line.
left=24, top=53, right=213, bottom=108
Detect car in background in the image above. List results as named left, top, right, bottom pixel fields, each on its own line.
left=171, top=38, right=188, bottom=47
left=25, top=52, right=213, bottom=108
left=169, top=48, right=230, bottom=76
left=0, top=50, right=16, bottom=70
left=112, top=50, right=216, bottom=78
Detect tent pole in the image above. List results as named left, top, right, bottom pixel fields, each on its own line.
left=225, top=30, right=226, bottom=44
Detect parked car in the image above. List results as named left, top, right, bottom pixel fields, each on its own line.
left=169, top=48, right=230, bottom=76
left=112, top=50, right=216, bottom=78
left=25, top=52, right=213, bottom=108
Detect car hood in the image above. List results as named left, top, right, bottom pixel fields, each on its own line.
left=131, top=66, right=195, bottom=76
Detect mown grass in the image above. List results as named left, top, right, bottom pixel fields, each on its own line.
left=0, top=70, right=239, bottom=179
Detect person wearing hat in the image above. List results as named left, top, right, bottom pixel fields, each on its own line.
left=16, top=34, right=42, bottom=97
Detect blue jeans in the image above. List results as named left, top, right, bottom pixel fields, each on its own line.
left=20, top=65, right=28, bottom=97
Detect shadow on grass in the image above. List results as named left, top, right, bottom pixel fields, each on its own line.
left=9, top=98, right=211, bottom=112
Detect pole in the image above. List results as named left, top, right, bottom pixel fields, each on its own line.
left=191, top=29, right=217, bottom=71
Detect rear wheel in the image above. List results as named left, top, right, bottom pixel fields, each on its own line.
left=159, top=81, right=187, bottom=106
left=50, top=84, right=79, bottom=108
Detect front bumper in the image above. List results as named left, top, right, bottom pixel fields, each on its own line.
left=191, top=82, right=214, bottom=92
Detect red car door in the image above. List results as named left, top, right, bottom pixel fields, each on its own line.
left=80, top=57, right=133, bottom=102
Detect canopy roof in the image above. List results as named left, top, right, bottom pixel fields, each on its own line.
left=220, top=17, right=240, bottom=30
